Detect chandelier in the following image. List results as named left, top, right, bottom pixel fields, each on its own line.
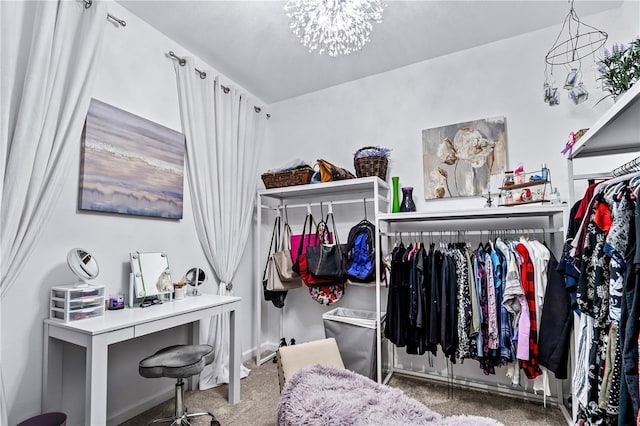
left=284, top=0, right=386, bottom=57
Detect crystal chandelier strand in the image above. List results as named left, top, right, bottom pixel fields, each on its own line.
left=285, top=0, right=386, bottom=57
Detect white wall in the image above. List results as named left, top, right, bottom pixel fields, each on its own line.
left=3, top=2, right=262, bottom=425
left=267, top=1, right=639, bottom=212
left=264, top=0, right=639, bottom=378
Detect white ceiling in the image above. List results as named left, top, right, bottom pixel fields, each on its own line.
left=116, top=1, right=622, bottom=104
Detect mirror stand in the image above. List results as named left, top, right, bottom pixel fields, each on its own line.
left=129, top=251, right=174, bottom=308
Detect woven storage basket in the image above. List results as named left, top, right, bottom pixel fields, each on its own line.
left=261, top=166, right=314, bottom=189
left=354, top=146, right=388, bottom=181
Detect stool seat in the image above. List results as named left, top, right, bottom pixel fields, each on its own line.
left=139, top=344, right=215, bottom=379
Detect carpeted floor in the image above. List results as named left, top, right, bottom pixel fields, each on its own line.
left=119, top=358, right=567, bottom=426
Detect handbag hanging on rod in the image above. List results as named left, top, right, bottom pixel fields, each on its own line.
left=305, top=210, right=346, bottom=281
left=262, top=215, right=287, bottom=308
left=290, top=213, right=331, bottom=265
left=293, top=212, right=335, bottom=286
left=272, top=219, right=303, bottom=288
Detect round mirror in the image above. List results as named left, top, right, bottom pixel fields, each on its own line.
left=67, top=248, right=99, bottom=285
left=185, top=267, right=206, bottom=296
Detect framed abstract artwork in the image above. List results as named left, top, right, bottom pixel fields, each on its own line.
left=422, top=116, right=507, bottom=200
left=79, top=99, right=185, bottom=219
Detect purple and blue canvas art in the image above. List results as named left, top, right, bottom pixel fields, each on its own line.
left=79, top=99, right=185, bottom=219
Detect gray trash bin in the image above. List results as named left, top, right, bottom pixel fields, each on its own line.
left=323, top=308, right=385, bottom=379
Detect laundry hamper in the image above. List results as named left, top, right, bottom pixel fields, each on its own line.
left=323, top=308, right=385, bottom=379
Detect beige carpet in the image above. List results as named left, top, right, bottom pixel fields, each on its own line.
left=119, top=358, right=567, bottom=426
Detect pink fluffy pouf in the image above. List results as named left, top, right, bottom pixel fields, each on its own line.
left=277, top=365, right=504, bottom=426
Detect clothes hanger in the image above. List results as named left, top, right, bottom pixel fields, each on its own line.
left=363, top=198, right=367, bottom=221
left=629, top=174, right=640, bottom=199
left=604, top=181, right=625, bottom=203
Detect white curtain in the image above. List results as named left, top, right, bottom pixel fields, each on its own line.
left=0, top=0, right=106, bottom=422
left=173, top=60, right=266, bottom=388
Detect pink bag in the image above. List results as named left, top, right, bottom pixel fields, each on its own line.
left=290, top=215, right=332, bottom=263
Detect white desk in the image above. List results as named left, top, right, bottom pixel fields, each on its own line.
left=42, top=294, right=241, bottom=426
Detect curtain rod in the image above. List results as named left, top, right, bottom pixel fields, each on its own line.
left=82, top=0, right=126, bottom=27
left=167, top=50, right=271, bottom=118
left=167, top=51, right=207, bottom=79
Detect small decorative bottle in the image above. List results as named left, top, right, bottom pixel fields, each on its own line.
left=392, top=176, right=401, bottom=213
left=400, top=187, right=416, bottom=212
left=541, top=163, right=549, bottom=181
left=550, top=187, right=561, bottom=204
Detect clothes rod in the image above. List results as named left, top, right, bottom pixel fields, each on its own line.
left=572, top=172, right=611, bottom=181
left=612, top=155, right=640, bottom=177
left=380, top=228, right=563, bottom=237
left=260, top=198, right=376, bottom=211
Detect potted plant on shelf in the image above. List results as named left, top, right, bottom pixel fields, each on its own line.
left=596, top=36, right=640, bottom=101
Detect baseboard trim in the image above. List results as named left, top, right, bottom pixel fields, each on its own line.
left=107, top=388, right=174, bottom=426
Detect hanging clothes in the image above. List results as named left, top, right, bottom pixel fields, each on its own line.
left=384, top=243, right=407, bottom=348
left=516, top=243, right=542, bottom=380
left=538, top=250, right=573, bottom=379
left=563, top=177, right=640, bottom=425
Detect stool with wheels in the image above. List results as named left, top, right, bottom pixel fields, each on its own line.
left=139, top=344, right=220, bottom=426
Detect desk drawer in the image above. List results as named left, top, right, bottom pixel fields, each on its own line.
left=134, top=306, right=223, bottom=337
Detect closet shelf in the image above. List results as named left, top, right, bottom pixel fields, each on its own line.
left=569, top=83, right=640, bottom=159
left=258, top=176, right=389, bottom=201
left=566, top=81, right=640, bottom=204
left=377, top=205, right=567, bottom=223
left=378, top=201, right=568, bottom=418
left=255, top=176, right=390, bottom=379
left=500, top=199, right=551, bottom=207
left=498, top=179, right=549, bottom=190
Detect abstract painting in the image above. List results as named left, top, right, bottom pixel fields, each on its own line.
left=79, top=99, right=185, bottom=219
left=422, top=116, right=507, bottom=199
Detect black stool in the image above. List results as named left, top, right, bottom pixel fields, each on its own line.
left=139, top=344, right=220, bottom=426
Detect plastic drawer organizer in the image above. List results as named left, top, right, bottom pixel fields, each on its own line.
left=50, top=284, right=105, bottom=322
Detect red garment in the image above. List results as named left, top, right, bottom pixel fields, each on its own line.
left=516, top=243, right=542, bottom=380
left=575, top=181, right=604, bottom=222
left=593, top=201, right=612, bottom=232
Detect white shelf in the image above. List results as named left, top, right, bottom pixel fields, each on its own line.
left=569, top=83, right=640, bottom=159
left=377, top=202, right=567, bottom=413
left=259, top=176, right=389, bottom=200
left=378, top=205, right=567, bottom=223
left=255, top=176, right=389, bottom=382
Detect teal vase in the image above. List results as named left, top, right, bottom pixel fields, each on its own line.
left=392, top=176, right=400, bottom=213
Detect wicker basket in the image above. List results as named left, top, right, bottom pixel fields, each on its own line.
left=354, top=146, right=388, bottom=181
left=261, top=166, right=314, bottom=189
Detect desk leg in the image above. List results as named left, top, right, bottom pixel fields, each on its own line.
left=86, top=335, right=109, bottom=426
left=229, top=307, right=240, bottom=404
left=189, top=319, right=201, bottom=391
left=42, top=325, right=63, bottom=412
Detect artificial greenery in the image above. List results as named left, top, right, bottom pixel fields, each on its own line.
left=597, top=37, right=640, bottom=99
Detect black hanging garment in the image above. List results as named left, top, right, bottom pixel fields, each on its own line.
left=406, top=244, right=427, bottom=355
left=384, top=243, right=407, bottom=347
left=538, top=251, right=573, bottom=379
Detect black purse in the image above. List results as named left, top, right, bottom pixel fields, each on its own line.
left=305, top=212, right=345, bottom=281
